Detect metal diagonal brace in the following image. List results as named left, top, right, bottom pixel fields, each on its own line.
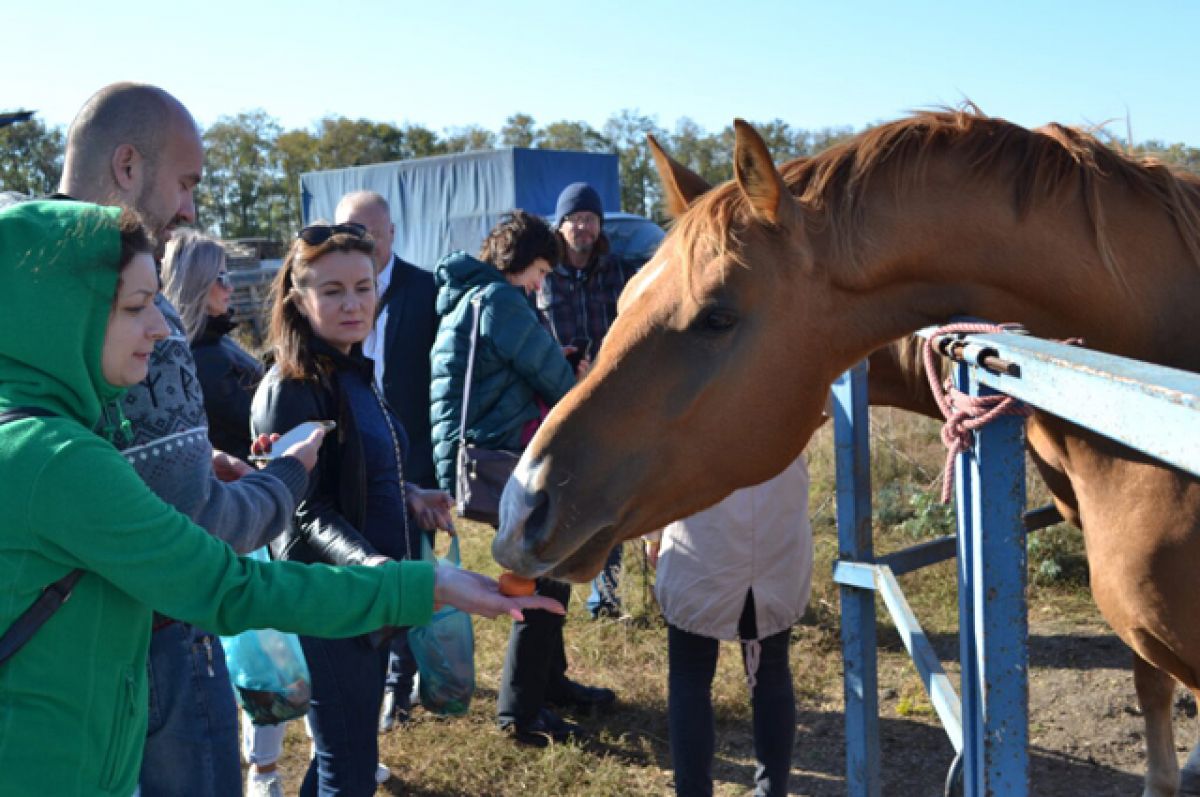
left=833, top=560, right=964, bottom=753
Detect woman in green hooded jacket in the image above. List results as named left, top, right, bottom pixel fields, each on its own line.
left=0, top=201, right=560, bottom=797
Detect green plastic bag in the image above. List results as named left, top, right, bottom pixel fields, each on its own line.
left=220, top=548, right=311, bottom=725
left=408, top=535, right=475, bottom=716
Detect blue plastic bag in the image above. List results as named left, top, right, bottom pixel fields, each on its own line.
left=220, top=548, right=311, bottom=725
left=408, top=535, right=475, bottom=716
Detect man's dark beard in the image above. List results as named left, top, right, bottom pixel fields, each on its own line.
left=134, top=184, right=185, bottom=261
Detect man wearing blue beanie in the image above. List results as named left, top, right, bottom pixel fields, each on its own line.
left=537, top=181, right=634, bottom=626
left=541, top=181, right=625, bottom=369
left=553, top=181, right=604, bottom=230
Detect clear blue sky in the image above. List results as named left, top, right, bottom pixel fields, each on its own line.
left=7, top=0, right=1198, bottom=146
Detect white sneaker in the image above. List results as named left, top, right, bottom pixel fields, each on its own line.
left=246, top=771, right=284, bottom=797
left=375, top=762, right=391, bottom=784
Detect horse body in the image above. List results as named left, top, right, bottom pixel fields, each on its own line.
left=495, top=110, right=1200, bottom=795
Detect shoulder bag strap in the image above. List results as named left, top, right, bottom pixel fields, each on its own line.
left=457, top=293, right=484, bottom=447
left=0, top=406, right=55, bottom=425
left=0, top=406, right=85, bottom=668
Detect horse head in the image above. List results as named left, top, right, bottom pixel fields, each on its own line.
left=494, top=121, right=843, bottom=581
left=494, top=111, right=1200, bottom=797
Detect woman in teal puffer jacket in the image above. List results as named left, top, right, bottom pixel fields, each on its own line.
left=430, top=211, right=609, bottom=748
left=429, top=211, right=576, bottom=493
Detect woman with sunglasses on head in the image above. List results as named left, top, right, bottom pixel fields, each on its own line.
left=0, top=202, right=560, bottom=797
left=251, top=221, right=458, bottom=796
left=161, top=230, right=262, bottom=461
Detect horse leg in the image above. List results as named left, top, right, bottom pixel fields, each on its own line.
left=1136, top=653, right=1181, bottom=797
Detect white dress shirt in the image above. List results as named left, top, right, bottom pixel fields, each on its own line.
left=364, top=256, right=394, bottom=390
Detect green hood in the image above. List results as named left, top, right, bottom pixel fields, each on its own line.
left=0, top=201, right=125, bottom=428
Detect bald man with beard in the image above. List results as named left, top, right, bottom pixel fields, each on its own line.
left=57, top=82, right=312, bottom=797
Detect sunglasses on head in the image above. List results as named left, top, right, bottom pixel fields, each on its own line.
left=296, top=222, right=367, bottom=246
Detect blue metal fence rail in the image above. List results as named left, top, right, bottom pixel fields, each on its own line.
left=831, top=327, right=1200, bottom=796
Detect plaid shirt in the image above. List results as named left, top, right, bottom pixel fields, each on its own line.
left=535, top=251, right=630, bottom=358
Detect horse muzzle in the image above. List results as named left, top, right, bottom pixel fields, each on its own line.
left=492, top=452, right=618, bottom=582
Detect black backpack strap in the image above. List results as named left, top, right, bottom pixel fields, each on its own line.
left=0, top=406, right=84, bottom=667
left=0, top=406, right=55, bottom=424
left=0, top=570, right=84, bottom=666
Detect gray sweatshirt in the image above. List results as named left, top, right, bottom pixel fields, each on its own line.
left=109, top=294, right=306, bottom=553
left=3, top=188, right=308, bottom=552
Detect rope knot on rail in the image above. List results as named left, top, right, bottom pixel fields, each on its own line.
left=922, top=323, right=1033, bottom=503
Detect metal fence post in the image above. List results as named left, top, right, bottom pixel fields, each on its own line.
left=834, top=362, right=881, bottom=797
left=954, top=363, right=1030, bottom=796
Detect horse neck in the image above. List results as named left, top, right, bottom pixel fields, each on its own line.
left=816, top=165, right=1200, bottom=372
left=866, top=339, right=943, bottom=419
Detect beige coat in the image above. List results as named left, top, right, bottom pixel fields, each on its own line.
left=654, top=456, right=814, bottom=641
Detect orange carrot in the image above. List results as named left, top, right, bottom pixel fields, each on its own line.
left=498, top=572, right=536, bottom=597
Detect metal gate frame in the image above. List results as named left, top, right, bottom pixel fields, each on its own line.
left=831, top=327, right=1200, bottom=796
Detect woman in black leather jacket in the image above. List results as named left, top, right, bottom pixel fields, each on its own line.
left=251, top=222, right=455, bottom=796
left=161, top=230, right=262, bottom=460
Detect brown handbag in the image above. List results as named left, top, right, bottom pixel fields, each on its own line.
left=454, top=294, right=520, bottom=527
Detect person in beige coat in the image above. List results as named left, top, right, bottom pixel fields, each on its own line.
left=647, top=455, right=813, bottom=797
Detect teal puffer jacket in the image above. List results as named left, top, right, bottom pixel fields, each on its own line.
left=430, top=252, right=575, bottom=492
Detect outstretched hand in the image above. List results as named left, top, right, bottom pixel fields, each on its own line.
left=433, top=565, right=563, bottom=621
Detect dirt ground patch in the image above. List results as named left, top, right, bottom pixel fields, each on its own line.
left=784, top=611, right=1198, bottom=796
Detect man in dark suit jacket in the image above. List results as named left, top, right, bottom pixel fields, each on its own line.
left=335, top=191, right=439, bottom=736
left=335, top=190, right=438, bottom=489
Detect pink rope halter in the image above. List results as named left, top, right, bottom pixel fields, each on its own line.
left=921, top=323, right=1033, bottom=503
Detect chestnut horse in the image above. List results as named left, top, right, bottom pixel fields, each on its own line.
left=495, top=110, right=1200, bottom=795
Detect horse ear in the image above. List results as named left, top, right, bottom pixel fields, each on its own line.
left=647, top=134, right=712, bottom=219
left=733, top=119, right=798, bottom=227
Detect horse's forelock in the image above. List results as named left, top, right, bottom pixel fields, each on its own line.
left=672, top=183, right=753, bottom=299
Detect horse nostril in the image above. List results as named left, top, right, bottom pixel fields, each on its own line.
left=525, top=490, right=551, bottom=551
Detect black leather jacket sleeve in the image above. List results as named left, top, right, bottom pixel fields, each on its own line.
left=250, top=368, right=378, bottom=566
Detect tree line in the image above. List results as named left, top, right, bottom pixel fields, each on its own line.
left=2, top=108, right=1198, bottom=242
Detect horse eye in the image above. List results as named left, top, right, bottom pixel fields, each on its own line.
left=698, top=308, right=738, bottom=333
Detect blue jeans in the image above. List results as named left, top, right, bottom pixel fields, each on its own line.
left=139, top=623, right=241, bottom=797
left=383, top=628, right=416, bottom=708
left=299, top=635, right=388, bottom=797
left=666, top=604, right=795, bottom=796
left=586, top=544, right=623, bottom=617
left=382, top=528, right=430, bottom=704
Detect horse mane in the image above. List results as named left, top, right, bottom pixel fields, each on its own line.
left=893, top=333, right=943, bottom=396
left=676, top=107, right=1200, bottom=290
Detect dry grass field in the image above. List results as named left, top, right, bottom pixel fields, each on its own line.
left=269, top=410, right=1196, bottom=796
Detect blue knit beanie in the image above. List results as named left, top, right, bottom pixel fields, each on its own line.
left=554, top=182, right=604, bottom=229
